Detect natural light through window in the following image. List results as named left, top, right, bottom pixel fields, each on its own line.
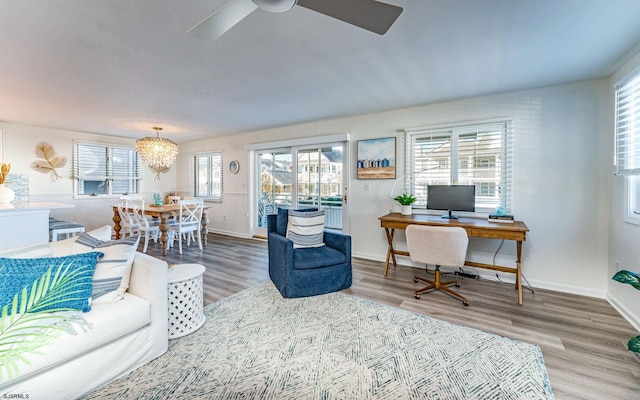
left=615, top=70, right=640, bottom=224
left=404, top=120, right=512, bottom=213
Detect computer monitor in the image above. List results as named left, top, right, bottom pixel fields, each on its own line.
left=426, top=185, right=476, bottom=219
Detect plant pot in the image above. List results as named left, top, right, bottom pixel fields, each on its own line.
left=0, top=184, right=15, bottom=204
left=401, top=205, right=412, bottom=215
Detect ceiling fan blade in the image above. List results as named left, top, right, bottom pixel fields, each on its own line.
left=188, top=0, right=258, bottom=39
left=297, top=0, right=403, bottom=35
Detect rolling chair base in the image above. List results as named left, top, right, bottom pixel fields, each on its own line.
left=413, top=266, right=469, bottom=306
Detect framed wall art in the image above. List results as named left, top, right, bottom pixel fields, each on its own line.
left=357, top=137, right=396, bottom=179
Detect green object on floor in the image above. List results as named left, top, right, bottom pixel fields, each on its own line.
left=611, top=269, right=640, bottom=353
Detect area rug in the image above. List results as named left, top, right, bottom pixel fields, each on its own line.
left=83, top=281, right=554, bottom=399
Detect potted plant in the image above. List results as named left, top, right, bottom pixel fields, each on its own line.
left=612, top=270, right=640, bottom=353
left=394, top=193, right=416, bottom=215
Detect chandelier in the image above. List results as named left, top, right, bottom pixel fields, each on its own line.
left=135, top=127, right=179, bottom=168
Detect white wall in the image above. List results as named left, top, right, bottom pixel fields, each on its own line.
left=177, top=78, right=611, bottom=298
left=608, top=50, right=640, bottom=331
left=0, top=123, right=174, bottom=231
left=0, top=78, right=619, bottom=310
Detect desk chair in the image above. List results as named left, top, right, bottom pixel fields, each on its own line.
left=405, top=225, right=470, bottom=306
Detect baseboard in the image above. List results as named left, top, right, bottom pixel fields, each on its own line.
left=351, top=251, right=608, bottom=299
left=606, top=293, right=640, bottom=332
left=207, top=229, right=250, bottom=239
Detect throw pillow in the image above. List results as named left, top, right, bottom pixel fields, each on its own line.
left=286, top=209, right=326, bottom=249
left=49, top=225, right=113, bottom=257
left=74, top=233, right=140, bottom=304
left=0, top=252, right=103, bottom=313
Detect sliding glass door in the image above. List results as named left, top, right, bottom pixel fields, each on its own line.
left=296, top=146, right=345, bottom=230
left=252, top=140, right=348, bottom=237
left=257, top=150, right=292, bottom=229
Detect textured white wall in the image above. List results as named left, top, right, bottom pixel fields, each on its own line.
left=1, top=76, right=633, bottom=326
left=0, top=123, right=175, bottom=231
left=177, top=78, right=611, bottom=298
left=608, top=49, right=640, bottom=331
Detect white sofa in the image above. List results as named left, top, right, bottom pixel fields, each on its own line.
left=0, top=231, right=169, bottom=400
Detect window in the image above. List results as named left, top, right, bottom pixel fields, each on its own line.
left=615, top=70, right=640, bottom=224
left=73, top=142, right=139, bottom=197
left=404, top=120, right=512, bottom=212
left=193, top=152, right=222, bottom=201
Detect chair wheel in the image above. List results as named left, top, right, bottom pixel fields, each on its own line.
left=463, top=300, right=469, bottom=306
left=413, top=279, right=418, bottom=283
left=414, top=294, right=420, bottom=299
left=455, top=283, right=460, bottom=287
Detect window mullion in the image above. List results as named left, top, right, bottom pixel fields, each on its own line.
left=450, top=129, right=459, bottom=184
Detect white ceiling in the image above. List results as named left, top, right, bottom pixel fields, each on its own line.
left=1, top=0, right=640, bottom=143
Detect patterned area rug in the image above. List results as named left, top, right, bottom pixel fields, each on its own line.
left=84, top=281, right=554, bottom=399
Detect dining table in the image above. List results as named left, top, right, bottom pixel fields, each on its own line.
left=112, top=203, right=209, bottom=256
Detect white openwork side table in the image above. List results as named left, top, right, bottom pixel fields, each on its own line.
left=167, top=263, right=206, bottom=339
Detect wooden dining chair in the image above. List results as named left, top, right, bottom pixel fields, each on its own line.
left=130, top=199, right=160, bottom=253
left=116, top=199, right=140, bottom=238
left=168, top=199, right=204, bottom=254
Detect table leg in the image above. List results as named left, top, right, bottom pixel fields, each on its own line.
left=383, top=228, right=396, bottom=276
left=159, top=213, right=170, bottom=256
left=112, top=208, right=122, bottom=240
left=516, top=240, right=523, bottom=305
left=201, top=209, right=209, bottom=247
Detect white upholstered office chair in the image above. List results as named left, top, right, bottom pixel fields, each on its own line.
left=405, top=225, right=470, bottom=306
left=168, top=199, right=204, bottom=254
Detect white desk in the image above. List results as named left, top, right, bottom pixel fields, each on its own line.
left=0, top=202, right=74, bottom=250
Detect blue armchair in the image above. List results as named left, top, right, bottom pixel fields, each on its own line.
left=267, top=208, right=352, bottom=298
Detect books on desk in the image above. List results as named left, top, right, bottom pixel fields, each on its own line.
left=488, top=214, right=514, bottom=223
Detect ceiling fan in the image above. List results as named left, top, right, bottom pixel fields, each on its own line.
left=188, top=0, right=404, bottom=40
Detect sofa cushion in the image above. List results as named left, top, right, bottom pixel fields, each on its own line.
left=0, top=242, right=52, bottom=258
left=287, top=209, right=325, bottom=249
left=293, top=246, right=346, bottom=270
left=5, top=292, right=151, bottom=384
left=73, top=233, right=140, bottom=304
left=0, top=252, right=103, bottom=313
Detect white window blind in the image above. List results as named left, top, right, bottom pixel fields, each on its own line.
left=404, top=120, right=513, bottom=212
left=73, top=142, right=139, bottom=196
left=615, top=72, right=640, bottom=176
left=193, top=152, right=223, bottom=201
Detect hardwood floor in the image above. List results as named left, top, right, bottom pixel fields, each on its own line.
left=141, top=233, right=640, bottom=399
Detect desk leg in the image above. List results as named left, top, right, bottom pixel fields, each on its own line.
left=112, top=209, right=121, bottom=240
left=384, top=228, right=396, bottom=276
left=516, top=240, right=523, bottom=305
left=159, top=214, right=170, bottom=256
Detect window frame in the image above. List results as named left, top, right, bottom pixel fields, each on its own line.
left=193, top=152, right=223, bottom=202
left=73, top=141, right=140, bottom=198
left=614, top=69, right=640, bottom=225
left=403, top=119, right=513, bottom=215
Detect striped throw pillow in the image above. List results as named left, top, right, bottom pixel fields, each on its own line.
left=74, top=233, right=140, bottom=304
left=286, top=209, right=325, bottom=249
